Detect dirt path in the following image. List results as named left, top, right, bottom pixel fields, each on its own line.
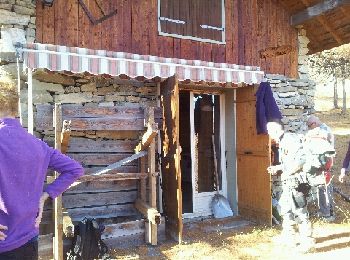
left=111, top=109, right=350, bottom=259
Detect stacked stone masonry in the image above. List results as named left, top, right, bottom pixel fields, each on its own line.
left=266, top=73, right=316, bottom=134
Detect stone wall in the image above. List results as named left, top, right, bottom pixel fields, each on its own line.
left=0, top=0, right=36, bottom=122
left=266, top=73, right=316, bottom=133
left=29, top=71, right=158, bottom=141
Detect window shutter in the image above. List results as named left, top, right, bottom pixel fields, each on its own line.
left=159, top=0, right=225, bottom=44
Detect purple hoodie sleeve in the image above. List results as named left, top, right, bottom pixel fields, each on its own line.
left=44, top=147, right=84, bottom=199
left=342, top=142, right=350, bottom=169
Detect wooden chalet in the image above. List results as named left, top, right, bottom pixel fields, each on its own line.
left=13, top=0, right=350, bottom=259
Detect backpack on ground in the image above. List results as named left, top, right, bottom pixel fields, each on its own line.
left=66, top=218, right=110, bottom=260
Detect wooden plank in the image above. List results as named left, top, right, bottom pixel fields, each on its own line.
left=291, top=0, right=350, bottom=26
left=63, top=190, right=138, bottom=208
left=89, top=0, right=102, bottom=49
left=40, top=207, right=129, bottom=226
left=66, top=179, right=137, bottom=194
left=65, top=204, right=138, bottom=221
left=35, top=104, right=162, bottom=131
left=102, top=220, right=144, bottom=240
left=134, top=199, right=161, bottom=225
left=68, top=153, right=138, bottom=166
left=42, top=3, right=55, bottom=44
left=67, top=138, right=137, bottom=153
left=35, top=1, right=43, bottom=43
left=122, top=0, right=132, bottom=53
left=102, top=218, right=165, bottom=248
left=110, top=0, right=124, bottom=51
left=148, top=0, right=159, bottom=56
left=78, top=0, right=90, bottom=47
left=68, top=118, right=146, bottom=131
left=66, top=0, right=79, bottom=46
left=54, top=0, right=65, bottom=45
left=77, top=172, right=147, bottom=182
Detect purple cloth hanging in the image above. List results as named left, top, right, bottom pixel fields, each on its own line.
left=255, top=81, right=282, bottom=134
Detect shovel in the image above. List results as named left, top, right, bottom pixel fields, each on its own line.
left=211, top=134, right=233, bottom=218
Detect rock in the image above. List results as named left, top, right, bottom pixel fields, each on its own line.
left=278, top=86, right=297, bottom=93
left=105, top=94, right=125, bottom=102
left=290, top=80, right=309, bottom=87
left=0, top=9, right=30, bottom=25
left=98, top=102, right=114, bottom=107
left=278, top=92, right=297, bottom=98
left=0, top=3, right=12, bottom=10
left=126, top=96, right=141, bottom=102
left=81, top=82, right=96, bottom=92
left=32, top=79, right=65, bottom=93
left=20, top=89, right=53, bottom=104
left=13, top=5, right=35, bottom=16
left=281, top=108, right=304, bottom=116
left=33, top=71, right=75, bottom=86
left=95, top=86, right=115, bottom=95
left=54, top=93, right=93, bottom=103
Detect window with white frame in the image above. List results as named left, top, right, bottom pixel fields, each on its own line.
left=158, top=0, right=225, bottom=44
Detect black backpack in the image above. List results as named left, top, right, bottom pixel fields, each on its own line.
left=66, top=218, right=110, bottom=260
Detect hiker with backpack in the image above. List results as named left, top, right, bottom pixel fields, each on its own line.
left=267, top=121, right=315, bottom=252
left=306, top=115, right=335, bottom=221
left=0, top=87, right=84, bottom=260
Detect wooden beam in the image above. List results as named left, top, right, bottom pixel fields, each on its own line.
left=291, top=0, right=350, bottom=26
left=259, top=45, right=295, bottom=59
left=134, top=199, right=161, bottom=225
left=317, top=15, right=344, bottom=44
left=134, top=123, right=158, bottom=153
left=53, top=103, right=63, bottom=260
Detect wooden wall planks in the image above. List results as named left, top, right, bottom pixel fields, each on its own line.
left=36, top=0, right=298, bottom=77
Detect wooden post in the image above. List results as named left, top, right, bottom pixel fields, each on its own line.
left=27, top=68, right=33, bottom=134
left=53, top=103, right=64, bottom=260
left=146, top=107, right=157, bottom=245
left=140, top=156, right=147, bottom=202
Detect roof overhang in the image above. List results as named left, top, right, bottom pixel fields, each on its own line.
left=280, top=0, right=350, bottom=54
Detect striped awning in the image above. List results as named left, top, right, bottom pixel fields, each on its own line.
left=20, top=43, right=264, bottom=84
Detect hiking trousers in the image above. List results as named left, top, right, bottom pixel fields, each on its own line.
left=279, top=183, right=312, bottom=240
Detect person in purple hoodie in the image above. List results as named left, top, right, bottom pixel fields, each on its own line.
left=339, top=141, right=350, bottom=183
left=0, top=86, right=84, bottom=259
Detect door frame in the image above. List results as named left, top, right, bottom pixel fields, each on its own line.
left=182, top=91, right=227, bottom=219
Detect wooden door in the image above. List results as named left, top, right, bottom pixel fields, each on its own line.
left=160, top=75, right=183, bottom=242
left=236, top=85, right=271, bottom=225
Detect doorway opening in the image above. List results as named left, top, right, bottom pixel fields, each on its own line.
left=179, top=91, right=224, bottom=217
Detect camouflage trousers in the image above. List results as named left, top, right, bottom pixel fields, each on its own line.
left=279, top=182, right=312, bottom=241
